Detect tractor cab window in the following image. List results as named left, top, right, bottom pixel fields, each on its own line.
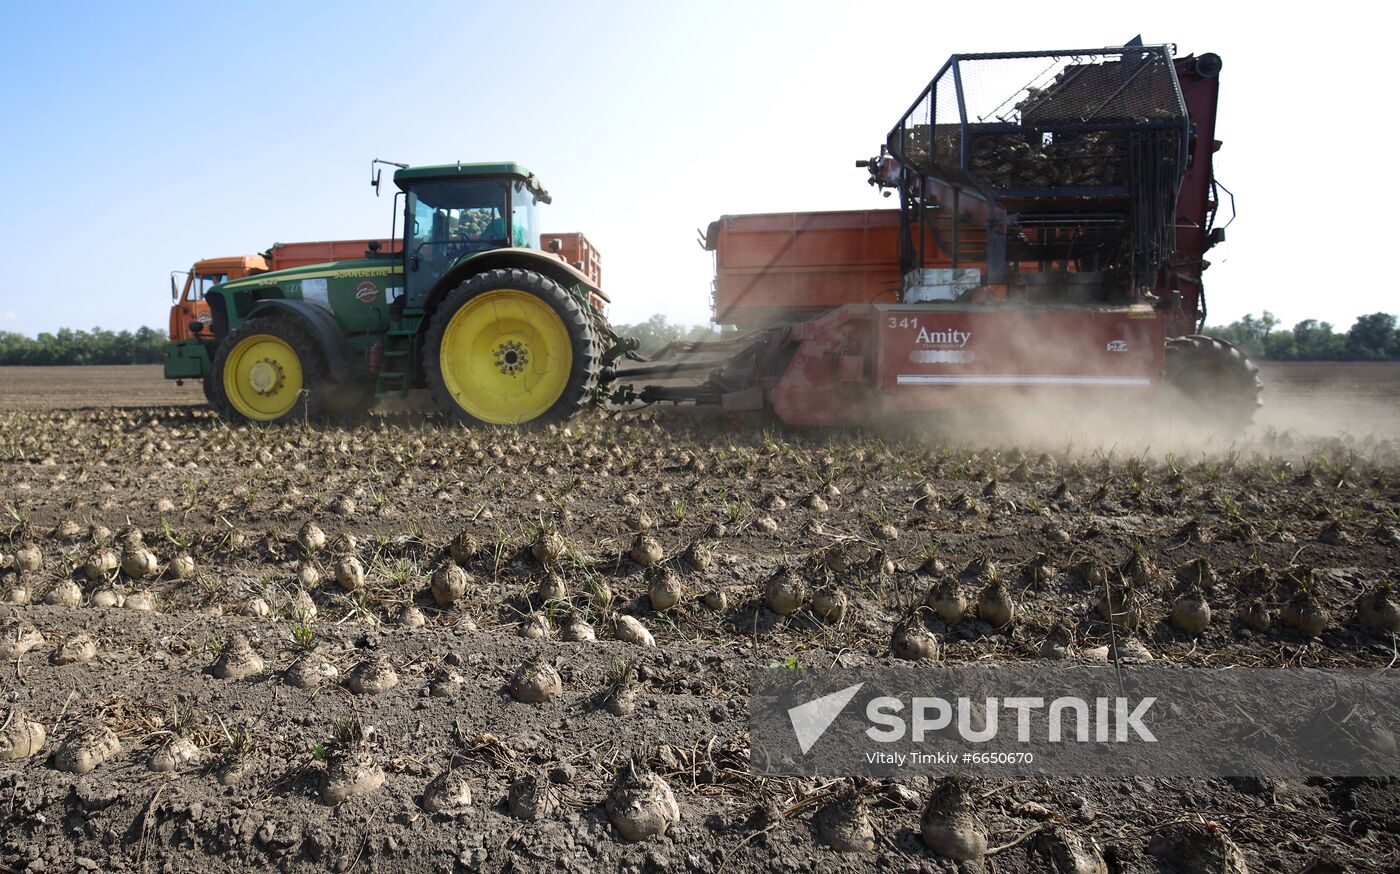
left=408, top=179, right=511, bottom=270
left=511, top=179, right=541, bottom=249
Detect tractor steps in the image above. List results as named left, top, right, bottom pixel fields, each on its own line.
left=374, top=320, right=422, bottom=398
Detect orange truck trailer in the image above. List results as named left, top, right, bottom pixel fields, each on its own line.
left=705, top=209, right=972, bottom=332
left=540, top=232, right=602, bottom=287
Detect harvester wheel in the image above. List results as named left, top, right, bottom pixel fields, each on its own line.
left=424, top=268, right=600, bottom=426
left=1163, top=335, right=1263, bottom=433
left=212, top=316, right=330, bottom=424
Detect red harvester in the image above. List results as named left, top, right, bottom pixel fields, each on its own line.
left=624, top=41, right=1260, bottom=430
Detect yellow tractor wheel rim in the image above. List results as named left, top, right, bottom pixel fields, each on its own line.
left=439, top=289, right=572, bottom=424
left=222, top=334, right=304, bottom=421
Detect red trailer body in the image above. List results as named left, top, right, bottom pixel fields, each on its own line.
left=707, top=211, right=992, bottom=331
left=709, top=211, right=901, bottom=330
left=763, top=304, right=1163, bottom=426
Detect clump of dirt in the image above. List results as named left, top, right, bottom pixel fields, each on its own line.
left=0, top=709, right=46, bottom=762
left=920, top=776, right=987, bottom=860
left=53, top=722, right=122, bottom=774
left=510, top=656, right=562, bottom=703
left=815, top=787, right=877, bottom=852
left=321, top=745, right=385, bottom=805
left=0, top=615, right=43, bottom=659
left=612, top=614, right=655, bottom=647
left=345, top=653, right=399, bottom=694
left=421, top=768, right=473, bottom=813
left=1146, top=820, right=1250, bottom=873
left=606, top=758, right=681, bottom=841
left=892, top=613, right=939, bottom=661
left=51, top=631, right=97, bottom=664
left=764, top=566, right=805, bottom=615
left=507, top=771, right=559, bottom=821
left=207, top=632, right=264, bottom=679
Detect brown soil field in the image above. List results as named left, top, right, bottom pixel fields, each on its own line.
left=1252, top=362, right=1400, bottom=438
left=5, top=361, right=1400, bottom=435
left=1, top=363, right=1399, bottom=873
left=0, top=365, right=198, bottom=410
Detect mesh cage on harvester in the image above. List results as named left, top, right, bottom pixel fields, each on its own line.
left=888, top=46, right=1190, bottom=290
left=889, top=47, right=1189, bottom=193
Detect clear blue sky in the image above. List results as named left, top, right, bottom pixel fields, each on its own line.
left=0, top=1, right=1388, bottom=336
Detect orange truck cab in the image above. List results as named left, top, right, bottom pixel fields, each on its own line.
left=169, top=255, right=269, bottom=342
left=167, top=240, right=396, bottom=342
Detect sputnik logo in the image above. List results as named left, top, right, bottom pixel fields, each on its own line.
left=787, top=683, right=863, bottom=754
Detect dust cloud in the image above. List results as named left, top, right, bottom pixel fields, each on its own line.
left=878, top=362, right=1400, bottom=463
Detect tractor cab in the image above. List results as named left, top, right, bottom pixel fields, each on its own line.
left=393, top=163, right=551, bottom=309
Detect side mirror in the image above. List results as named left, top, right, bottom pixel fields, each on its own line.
left=171, top=276, right=178, bottom=302
left=370, top=158, right=407, bottom=197
left=548, top=238, right=563, bottom=253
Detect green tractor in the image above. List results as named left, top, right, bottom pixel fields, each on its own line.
left=163, top=162, right=620, bottom=425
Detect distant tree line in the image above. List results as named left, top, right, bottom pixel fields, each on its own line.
left=1, top=313, right=1394, bottom=365
left=611, top=315, right=722, bottom=356
left=0, top=327, right=167, bottom=365
left=0, top=319, right=721, bottom=365
left=1205, top=311, right=1400, bottom=361
left=0, top=320, right=720, bottom=366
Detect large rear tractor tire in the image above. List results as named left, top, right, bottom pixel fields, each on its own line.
left=424, top=268, right=600, bottom=426
left=1163, top=335, right=1263, bottom=433
left=211, top=316, right=333, bottom=425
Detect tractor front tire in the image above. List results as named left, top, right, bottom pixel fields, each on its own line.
left=211, top=316, right=331, bottom=425
left=424, top=268, right=600, bottom=426
left=1163, top=335, right=1263, bottom=433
